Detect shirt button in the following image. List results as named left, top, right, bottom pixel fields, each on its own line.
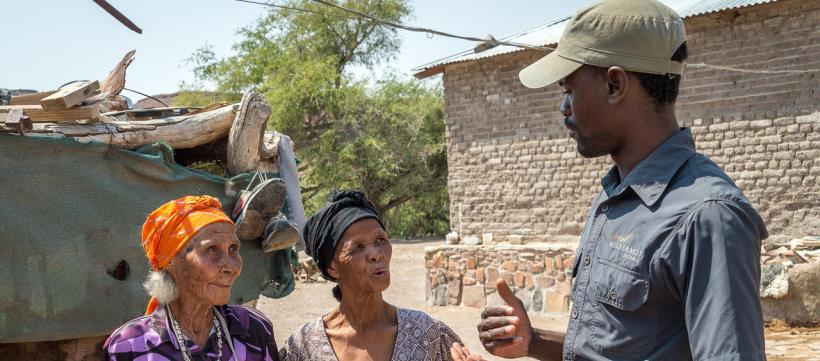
left=601, top=204, right=609, bottom=213
left=571, top=309, right=579, bottom=319
left=584, top=256, right=591, bottom=266
left=609, top=291, right=617, bottom=301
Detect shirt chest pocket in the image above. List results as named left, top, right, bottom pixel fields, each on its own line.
left=590, top=259, right=657, bottom=359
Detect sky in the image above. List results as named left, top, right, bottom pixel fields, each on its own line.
left=0, top=0, right=595, bottom=100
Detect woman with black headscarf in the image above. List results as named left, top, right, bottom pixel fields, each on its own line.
left=279, top=191, right=464, bottom=361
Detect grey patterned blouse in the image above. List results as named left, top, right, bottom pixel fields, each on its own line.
left=279, top=308, right=462, bottom=361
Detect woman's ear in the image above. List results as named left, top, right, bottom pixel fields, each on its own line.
left=605, top=66, right=630, bottom=105
left=327, top=261, right=340, bottom=280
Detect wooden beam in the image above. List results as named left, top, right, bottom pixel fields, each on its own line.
left=227, top=92, right=271, bottom=176
left=10, top=91, right=57, bottom=105
left=40, top=81, right=100, bottom=111
left=0, top=104, right=100, bottom=122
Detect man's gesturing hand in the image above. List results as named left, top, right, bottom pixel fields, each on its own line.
left=477, top=278, right=533, bottom=358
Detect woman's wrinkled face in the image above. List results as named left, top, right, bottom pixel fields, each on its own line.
left=167, top=222, right=243, bottom=306
left=328, top=218, right=392, bottom=295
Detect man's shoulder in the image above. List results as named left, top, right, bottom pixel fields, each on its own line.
left=671, top=152, right=749, bottom=203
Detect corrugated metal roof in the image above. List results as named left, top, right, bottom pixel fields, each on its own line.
left=413, top=0, right=776, bottom=78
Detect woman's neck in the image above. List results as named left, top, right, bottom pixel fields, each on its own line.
left=168, top=298, right=214, bottom=347
left=331, top=291, right=395, bottom=331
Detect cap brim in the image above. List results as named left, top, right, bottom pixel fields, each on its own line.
left=519, top=51, right=584, bottom=89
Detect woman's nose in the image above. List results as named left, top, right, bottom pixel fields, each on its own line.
left=367, top=245, right=383, bottom=263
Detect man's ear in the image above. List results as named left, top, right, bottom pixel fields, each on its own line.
left=605, top=66, right=630, bottom=105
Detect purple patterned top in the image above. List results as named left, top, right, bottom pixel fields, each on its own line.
left=104, top=304, right=280, bottom=361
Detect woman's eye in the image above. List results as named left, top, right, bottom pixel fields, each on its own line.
left=207, top=246, right=218, bottom=253
left=229, top=245, right=239, bottom=252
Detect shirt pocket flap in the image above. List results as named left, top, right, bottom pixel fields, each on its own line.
left=593, top=260, right=649, bottom=311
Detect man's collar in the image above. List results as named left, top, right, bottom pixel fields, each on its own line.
left=601, top=128, right=696, bottom=206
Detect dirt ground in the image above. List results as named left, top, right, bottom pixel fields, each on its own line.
left=257, top=239, right=820, bottom=360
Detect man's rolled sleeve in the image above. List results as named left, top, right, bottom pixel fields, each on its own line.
left=658, top=198, right=767, bottom=361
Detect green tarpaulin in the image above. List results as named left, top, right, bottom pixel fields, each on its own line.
left=0, top=134, right=293, bottom=343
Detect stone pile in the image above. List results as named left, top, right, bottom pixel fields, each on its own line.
left=762, top=236, right=820, bottom=268
left=425, top=244, right=576, bottom=314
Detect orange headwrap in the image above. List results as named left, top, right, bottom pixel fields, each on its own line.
left=141, top=195, right=234, bottom=314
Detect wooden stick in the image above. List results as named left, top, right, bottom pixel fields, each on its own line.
left=40, top=81, right=100, bottom=111
left=0, top=104, right=239, bottom=150
left=10, top=91, right=57, bottom=106
left=0, top=104, right=100, bottom=122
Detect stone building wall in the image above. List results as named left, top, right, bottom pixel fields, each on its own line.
left=425, top=244, right=577, bottom=313
left=442, top=0, right=820, bottom=245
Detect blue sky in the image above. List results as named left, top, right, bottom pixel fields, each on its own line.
left=1, top=0, right=594, bottom=99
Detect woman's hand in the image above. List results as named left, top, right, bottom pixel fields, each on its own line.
left=477, top=279, right=533, bottom=358
left=450, top=343, right=487, bottom=361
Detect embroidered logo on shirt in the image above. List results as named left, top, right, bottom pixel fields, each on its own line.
left=609, top=233, right=642, bottom=263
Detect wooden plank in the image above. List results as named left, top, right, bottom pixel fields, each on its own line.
left=10, top=91, right=57, bottom=105
left=40, top=80, right=100, bottom=111
left=0, top=104, right=100, bottom=122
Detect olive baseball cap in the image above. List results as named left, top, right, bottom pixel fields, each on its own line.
left=519, top=0, right=686, bottom=89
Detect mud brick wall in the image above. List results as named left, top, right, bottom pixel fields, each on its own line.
left=442, top=0, right=820, bottom=244
left=425, top=245, right=577, bottom=313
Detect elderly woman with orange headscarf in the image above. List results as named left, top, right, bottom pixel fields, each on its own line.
left=104, top=195, right=280, bottom=361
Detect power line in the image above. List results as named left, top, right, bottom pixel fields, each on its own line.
left=235, top=0, right=818, bottom=75
left=686, top=62, right=819, bottom=75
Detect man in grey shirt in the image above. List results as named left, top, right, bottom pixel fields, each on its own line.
left=450, top=0, right=768, bottom=360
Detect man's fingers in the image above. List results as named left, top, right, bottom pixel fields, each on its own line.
left=479, top=325, right=518, bottom=341
left=483, top=336, right=524, bottom=351
left=477, top=316, right=519, bottom=332
left=480, top=305, right=514, bottom=319
left=496, top=279, right=519, bottom=306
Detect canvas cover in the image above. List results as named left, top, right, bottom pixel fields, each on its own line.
left=0, top=134, right=294, bottom=343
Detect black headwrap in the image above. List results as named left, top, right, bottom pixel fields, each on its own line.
left=303, top=190, right=385, bottom=281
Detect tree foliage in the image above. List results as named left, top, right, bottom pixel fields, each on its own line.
left=185, top=0, right=449, bottom=237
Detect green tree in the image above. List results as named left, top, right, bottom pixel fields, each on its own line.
left=187, top=0, right=449, bottom=237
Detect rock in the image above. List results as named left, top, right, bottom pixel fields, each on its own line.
left=528, top=260, right=544, bottom=273
left=761, top=263, right=789, bottom=298
left=462, top=236, right=482, bottom=245
left=508, top=235, right=524, bottom=244
left=501, top=271, right=514, bottom=285
left=563, top=256, right=575, bottom=270
left=762, top=262, right=820, bottom=325
left=514, top=289, right=533, bottom=311
left=445, top=231, right=459, bottom=245
left=534, top=275, right=555, bottom=289
left=466, top=256, right=477, bottom=269
left=486, top=289, right=504, bottom=307
left=477, top=267, right=485, bottom=284
left=448, top=279, right=462, bottom=305
left=482, top=233, right=494, bottom=244
left=514, top=271, right=526, bottom=288
left=463, top=277, right=477, bottom=286
left=556, top=270, right=566, bottom=282
left=532, top=289, right=544, bottom=312
left=545, top=258, right=556, bottom=275
left=525, top=273, right=534, bottom=290
left=462, top=286, right=486, bottom=308
left=544, top=289, right=570, bottom=313
left=501, top=260, right=519, bottom=272
left=434, top=285, right=447, bottom=306
left=486, top=267, right=499, bottom=286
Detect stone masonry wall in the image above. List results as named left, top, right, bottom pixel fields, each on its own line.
left=442, top=0, right=820, bottom=244
left=425, top=244, right=577, bottom=313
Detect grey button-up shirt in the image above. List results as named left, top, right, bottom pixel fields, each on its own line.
left=563, top=129, right=768, bottom=361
